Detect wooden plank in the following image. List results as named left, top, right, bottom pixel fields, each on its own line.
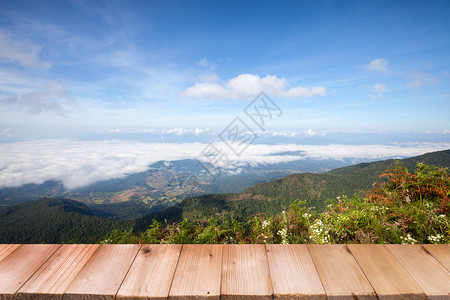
left=169, top=244, right=222, bottom=300
left=0, top=244, right=60, bottom=299
left=308, top=244, right=376, bottom=300
left=221, top=244, right=273, bottom=300
left=64, top=244, right=141, bottom=300
left=348, top=244, right=426, bottom=300
left=424, top=244, right=450, bottom=272
left=387, top=245, right=450, bottom=300
left=117, top=244, right=182, bottom=300
left=0, top=244, right=20, bottom=262
left=16, top=244, right=99, bottom=300
left=266, top=244, right=326, bottom=300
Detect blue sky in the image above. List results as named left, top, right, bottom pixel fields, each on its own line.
left=1, top=1, right=450, bottom=188
left=0, top=0, right=450, bottom=140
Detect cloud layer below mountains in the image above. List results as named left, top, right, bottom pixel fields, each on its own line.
left=0, top=139, right=448, bottom=189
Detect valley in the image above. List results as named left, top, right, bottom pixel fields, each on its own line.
left=0, top=149, right=448, bottom=243
left=0, top=157, right=357, bottom=216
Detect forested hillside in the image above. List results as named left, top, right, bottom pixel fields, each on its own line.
left=135, top=149, right=450, bottom=231
left=0, top=198, right=132, bottom=243
left=107, top=162, right=450, bottom=244
left=1, top=149, right=449, bottom=243
left=329, top=148, right=450, bottom=176
left=0, top=159, right=298, bottom=209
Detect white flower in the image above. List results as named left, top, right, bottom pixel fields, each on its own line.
left=400, top=233, right=417, bottom=244
left=428, top=234, right=444, bottom=243
left=278, top=228, right=288, bottom=244
left=423, top=201, right=434, bottom=209
left=369, top=205, right=388, bottom=212
left=309, top=219, right=331, bottom=244
left=262, top=220, right=270, bottom=229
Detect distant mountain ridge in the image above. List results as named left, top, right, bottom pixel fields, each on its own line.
left=1, top=149, right=449, bottom=243
left=245, top=149, right=450, bottom=207
left=0, top=157, right=357, bottom=214
left=135, top=149, right=450, bottom=231
left=328, top=149, right=450, bottom=175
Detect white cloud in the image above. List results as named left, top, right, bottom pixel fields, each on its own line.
left=0, top=30, right=51, bottom=69
left=368, top=95, right=381, bottom=100
left=193, top=128, right=204, bottom=135
left=163, top=128, right=188, bottom=136
left=197, top=73, right=220, bottom=83
left=0, top=139, right=449, bottom=189
left=304, top=129, right=322, bottom=137
left=372, top=83, right=387, bottom=93
left=198, top=57, right=209, bottom=67
left=0, top=140, right=207, bottom=189
left=161, top=128, right=213, bottom=136
left=264, top=130, right=299, bottom=137
left=406, top=72, right=439, bottom=88
left=364, top=58, right=389, bottom=73
left=181, top=74, right=326, bottom=100
left=0, top=67, right=39, bottom=94
left=369, top=83, right=388, bottom=100
left=0, top=128, right=11, bottom=138
left=0, top=81, right=74, bottom=115
left=197, top=57, right=217, bottom=71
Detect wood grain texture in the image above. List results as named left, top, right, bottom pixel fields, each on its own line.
left=266, top=244, right=325, bottom=300
left=0, top=244, right=446, bottom=300
left=0, top=244, right=20, bottom=262
left=424, top=244, right=450, bottom=272
left=0, top=244, right=60, bottom=300
left=348, top=244, right=426, bottom=300
left=169, top=244, right=222, bottom=300
left=308, top=244, right=376, bottom=300
left=117, top=244, right=182, bottom=300
left=387, top=245, right=450, bottom=300
left=16, top=244, right=99, bottom=300
left=64, top=244, right=140, bottom=300
left=221, top=244, right=273, bottom=300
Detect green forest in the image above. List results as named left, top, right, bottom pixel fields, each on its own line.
left=0, top=198, right=132, bottom=243
left=0, top=149, right=449, bottom=244
left=103, top=162, right=449, bottom=244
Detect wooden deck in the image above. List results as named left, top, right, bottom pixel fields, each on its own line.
left=0, top=244, right=448, bottom=299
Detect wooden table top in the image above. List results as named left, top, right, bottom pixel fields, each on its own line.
left=0, top=244, right=448, bottom=299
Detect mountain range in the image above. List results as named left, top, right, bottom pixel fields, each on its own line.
left=0, top=149, right=449, bottom=243
left=0, top=157, right=364, bottom=217
left=134, top=149, right=450, bottom=231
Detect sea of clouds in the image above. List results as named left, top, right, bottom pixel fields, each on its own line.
left=0, top=139, right=449, bottom=189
